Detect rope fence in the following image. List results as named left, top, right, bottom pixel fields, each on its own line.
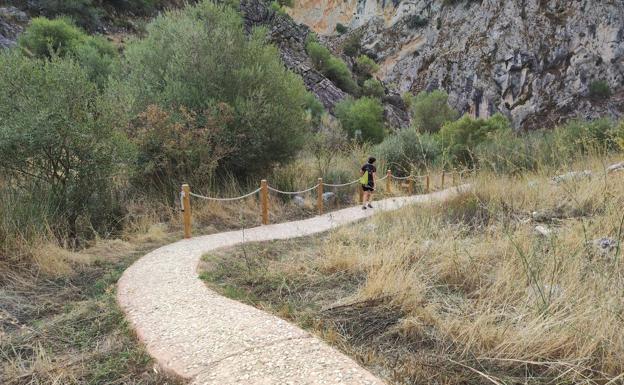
left=179, top=169, right=472, bottom=238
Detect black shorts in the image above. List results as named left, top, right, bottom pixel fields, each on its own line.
left=362, top=185, right=375, bottom=192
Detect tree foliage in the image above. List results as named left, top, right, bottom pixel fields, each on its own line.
left=335, top=97, right=385, bottom=143
left=439, top=113, right=509, bottom=164
left=0, top=53, right=133, bottom=237
left=18, top=17, right=118, bottom=88
left=407, top=90, right=459, bottom=133
left=121, top=0, right=309, bottom=176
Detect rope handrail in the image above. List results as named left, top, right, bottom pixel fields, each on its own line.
left=190, top=187, right=261, bottom=201
left=324, top=179, right=359, bottom=187
left=268, top=184, right=319, bottom=195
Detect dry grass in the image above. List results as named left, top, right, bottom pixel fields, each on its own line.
left=0, top=232, right=184, bottom=385
left=200, top=155, right=624, bottom=384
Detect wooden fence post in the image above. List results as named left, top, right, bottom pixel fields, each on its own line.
left=386, top=169, right=392, bottom=194
left=408, top=177, right=414, bottom=195
left=317, top=178, right=323, bottom=215
left=441, top=171, right=445, bottom=189
left=426, top=175, right=430, bottom=194
left=181, top=184, right=192, bottom=239
left=261, top=179, right=268, bottom=225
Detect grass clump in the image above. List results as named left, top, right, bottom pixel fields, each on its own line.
left=589, top=80, right=612, bottom=100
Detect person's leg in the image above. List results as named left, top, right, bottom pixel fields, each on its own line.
left=362, top=191, right=370, bottom=208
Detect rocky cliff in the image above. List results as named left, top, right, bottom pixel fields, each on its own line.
left=290, top=0, right=624, bottom=129
left=240, top=0, right=410, bottom=127
left=0, top=7, right=28, bottom=49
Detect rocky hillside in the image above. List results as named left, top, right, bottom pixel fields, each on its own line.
left=240, top=0, right=410, bottom=127
left=289, top=0, right=624, bottom=129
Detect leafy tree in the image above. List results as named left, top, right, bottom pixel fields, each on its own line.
left=335, top=97, right=385, bottom=143
left=343, top=33, right=361, bottom=57
left=362, top=78, right=385, bottom=98
left=303, top=92, right=325, bottom=125
left=0, top=53, right=134, bottom=238
left=407, top=90, right=459, bottom=133
left=307, top=41, right=358, bottom=93
left=18, top=17, right=118, bottom=88
left=130, top=104, right=233, bottom=192
left=439, top=113, right=509, bottom=164
left=121, top=0, right=309, bottom=176
left=376, top=129, right=441, bottom=175
left=355, top=55, right=379, bottom=77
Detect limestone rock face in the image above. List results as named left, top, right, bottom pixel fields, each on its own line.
left=0, top=7, right=28, bottom=49
left=240, top=0, right=409, bottom=126
left=290, top=0, right=624, bottom=129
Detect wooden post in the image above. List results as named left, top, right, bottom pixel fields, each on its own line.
left=386, top=169, right=392, bottom=194
left=261, top=179, right=269, bottom=225
left=358, top=184, right=363, bottom=204
left=181, top=184, right=192, bottom=239
left=441, top=171, right=445, bottom=189
left=408, top=177, right=414, bottom=195
left=317, top=178, right=323, bottom=215
left=425, top=175, right=430, bottom=194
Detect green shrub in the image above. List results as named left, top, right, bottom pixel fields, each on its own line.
left=439, top=113, right=509, bottom=165
left=355, top=54, right=379, bottom=77
left=0, top=53, right=134, bottom=238
left=19, top=17, right=118, bottom=88
left=362, top=78, right=385, bottom=98
left=121, top=0, right=309, bottom=177
left=589, top=80, right=612, bottom=100
left=306, top=41, right=358, bottom=93
left=475, top=128, right=541, bottom=174
left=130, top=104, right=233, bottom=192
left=19, top=17, right=86, bottom=58
left=553, top=118, right=620, bottom=155
left=407, top=90, right=459, bottom=133
left=406, top=15, right=428, bottom=29
left=343, top=33, right=361, bottom=57
left=336, top=23, right=348, bottom=34
left=335, top=97, right=385, bottom=143
left=303, top=92, right=325, bottom=125
left=376, top=129, right=441, bottom=175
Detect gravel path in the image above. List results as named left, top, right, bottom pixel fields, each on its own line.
left=117, top=186, right=468, bottom=385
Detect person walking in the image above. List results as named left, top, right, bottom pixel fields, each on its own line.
left=360, top=156, right=377, bottom=209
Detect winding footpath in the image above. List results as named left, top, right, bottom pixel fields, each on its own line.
left=117, top=186, right=469, bottom=385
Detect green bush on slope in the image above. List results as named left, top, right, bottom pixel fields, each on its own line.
left=0, top=52, right=133, bottom=238
left=121, top=0, right=309, bottom=177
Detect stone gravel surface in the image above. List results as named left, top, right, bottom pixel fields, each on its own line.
left=117, top=186, right=468, bottom=384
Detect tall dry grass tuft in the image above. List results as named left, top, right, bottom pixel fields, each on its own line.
left=314, top=156, right=624, bottom=382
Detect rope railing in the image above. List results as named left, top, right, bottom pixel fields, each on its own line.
left=189, top=188, right=261, bottom=201
left=178, top=168, right=471, bottom=238
left=324, top=179, right=359, bottom=187
left=268, top=184, right=320, bottom=195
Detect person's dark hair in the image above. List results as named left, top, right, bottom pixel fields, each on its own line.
left=368, top=156, right=376, bottom=164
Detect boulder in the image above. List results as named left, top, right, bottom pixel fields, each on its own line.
left=607, top=162, right=624, bottom=173
left=322, top=191, right=336, bottom=204
left=292, top=195, right=306, bottom=207
left=551, top=170, right=592, bottom=184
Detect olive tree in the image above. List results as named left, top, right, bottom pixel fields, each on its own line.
left=120, top=0, right=309, bottom=177
left=0, top=53, right=134, bottom=239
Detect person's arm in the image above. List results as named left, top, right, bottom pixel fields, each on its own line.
left=372, top=172, right=377, bottom=189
